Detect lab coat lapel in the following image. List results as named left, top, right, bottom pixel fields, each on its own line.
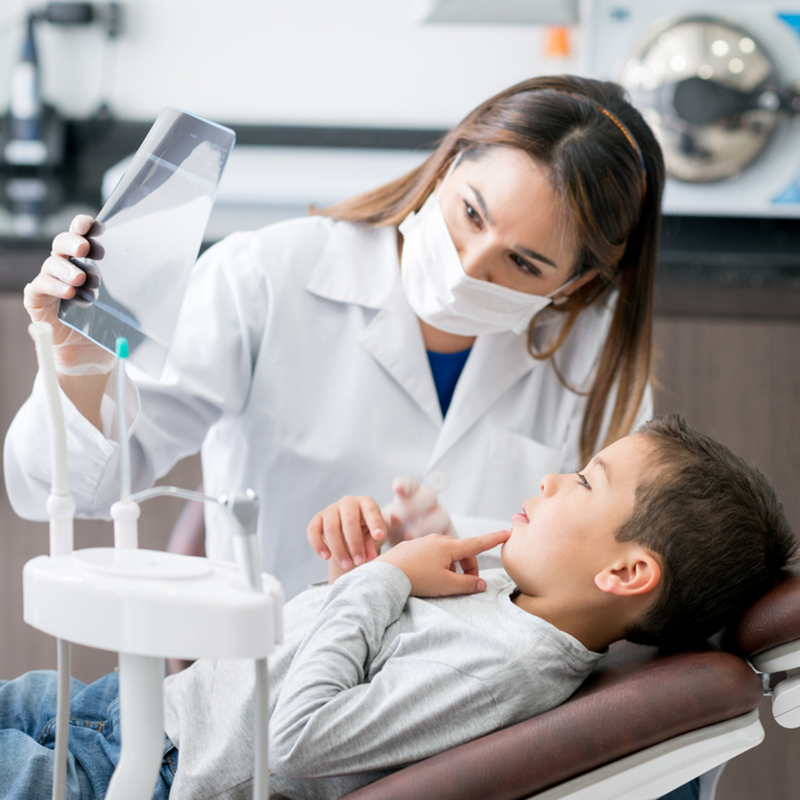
left=359, top=282, right=443, bottom=428
left=427, top=331, right=539, bottom=468
left=306, top=221, right=443, bottom=428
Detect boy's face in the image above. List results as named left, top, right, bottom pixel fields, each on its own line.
left=501, top=433, right=655, bottom=598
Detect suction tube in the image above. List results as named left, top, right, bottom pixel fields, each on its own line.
left=115, top=337, right=131, bottom=501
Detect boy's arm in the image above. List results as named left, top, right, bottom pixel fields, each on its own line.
left=270, top=533, right=509, bottom=779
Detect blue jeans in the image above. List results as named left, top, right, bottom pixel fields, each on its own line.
left=0, top=670, right=177, bottom=800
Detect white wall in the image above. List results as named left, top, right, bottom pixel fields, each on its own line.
left=1, top=0, right=581, bottom=128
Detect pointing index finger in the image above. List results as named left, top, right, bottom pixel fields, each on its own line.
left=451, top=529, right=512, bottom=559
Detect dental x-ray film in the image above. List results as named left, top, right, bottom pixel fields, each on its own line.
left=58, top=107, right=236, bottom=378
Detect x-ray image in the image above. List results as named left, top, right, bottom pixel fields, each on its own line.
left=59, top=108, right=236, bottom=378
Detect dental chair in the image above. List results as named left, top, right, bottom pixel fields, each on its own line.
left=335, top=564, right=800, bottom=800
left=167, top=479, right=800, bottom=800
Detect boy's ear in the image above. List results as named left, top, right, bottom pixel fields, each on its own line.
left=594, top=549, right=662, bottom=597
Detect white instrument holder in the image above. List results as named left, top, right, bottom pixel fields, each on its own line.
left=24, top=322, right=281, bottom=800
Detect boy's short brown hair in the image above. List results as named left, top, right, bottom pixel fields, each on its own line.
left=618, top=413, right=796, bottom=648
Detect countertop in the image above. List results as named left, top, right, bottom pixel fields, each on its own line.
left=1, top=117, right=799, bottom=319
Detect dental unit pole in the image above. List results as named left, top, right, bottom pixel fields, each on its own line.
left=28, top=322, right=74, bottom=800
left=105, top=337, right=163, bottom=800
left=23, top=328, right=282, bottom=800
left=224, top=489, right=270, bottom=800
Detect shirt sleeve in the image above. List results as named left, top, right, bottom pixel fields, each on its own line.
left=3, top=232, right=267, bottom=520
left=269, top=561, right=503, bottom=779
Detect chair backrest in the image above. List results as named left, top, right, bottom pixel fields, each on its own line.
left=340, top=568, right=800, bottom=800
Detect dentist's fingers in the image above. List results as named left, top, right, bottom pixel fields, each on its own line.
left=383, top=480, right=439, bottom=540
left=403, top=506, right=455, bottom=539
left=52, top=230, right=91, bottom=260
left=400, top=484, right=437, bottom=516
left=391, top=476, right=420, bottom=498
left=24, top=267, right=75, bottom=310
left=68, top=214, right=95, bottom=236
left=23, top=216, right=93, bottom=327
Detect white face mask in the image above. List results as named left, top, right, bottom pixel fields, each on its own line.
left=399, top=188, right=573, bottom=337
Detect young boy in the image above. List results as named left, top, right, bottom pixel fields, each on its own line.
left=1, top=414, right=795, bottom=800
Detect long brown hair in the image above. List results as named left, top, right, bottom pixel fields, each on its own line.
left=319, top=75, right=665, bottom=465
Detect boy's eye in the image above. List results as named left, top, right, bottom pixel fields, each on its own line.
left=576, top=472, right=591, bottom=489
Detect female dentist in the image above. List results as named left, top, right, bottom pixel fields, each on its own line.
left=5, top=74, right=665, bottom=602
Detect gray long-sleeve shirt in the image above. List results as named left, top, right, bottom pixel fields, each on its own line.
left=163, top=563, right=603, bottom=800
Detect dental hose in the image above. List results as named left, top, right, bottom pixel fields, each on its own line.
left=116, top=338, right=131, bottom=501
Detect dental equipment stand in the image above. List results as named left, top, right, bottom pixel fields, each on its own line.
left=23, top=323, right=282, bottom=800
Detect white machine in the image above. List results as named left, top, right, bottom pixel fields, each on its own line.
left=22, top=323, right=283, bottom=800
left=583, top=0, right=800, bottom=217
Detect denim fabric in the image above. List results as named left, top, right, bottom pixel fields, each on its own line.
left=0, top=670, right=177, bottom=800
left=659, top=778, right=700, bottom=800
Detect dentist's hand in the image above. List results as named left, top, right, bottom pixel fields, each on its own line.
left=382, top=477, right=455, bottom=546
left=307, top=495, right=387, bottom=579
left=378, top=529, right=511, bottom=597
left=24, top=214, right=115, bottom=376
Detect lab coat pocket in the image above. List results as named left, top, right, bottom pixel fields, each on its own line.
left=478, top=429, right=565, bottom=518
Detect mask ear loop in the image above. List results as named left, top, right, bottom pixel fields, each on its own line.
left=547, top=272, right=583, bottom=305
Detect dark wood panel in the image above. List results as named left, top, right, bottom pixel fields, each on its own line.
left=653, top=317, right=800, bottom=536
left=654, top=279, right=800, bottom=320
left=653, top=316, right=800, bottom=800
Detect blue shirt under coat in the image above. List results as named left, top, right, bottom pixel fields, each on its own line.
left=426, top=348, right=471, bottom=417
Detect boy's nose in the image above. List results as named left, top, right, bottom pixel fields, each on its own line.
left=539, top=473, right=560, bottom=497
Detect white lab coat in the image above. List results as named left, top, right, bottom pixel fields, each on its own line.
left=4, top=216, right=651, bottom=599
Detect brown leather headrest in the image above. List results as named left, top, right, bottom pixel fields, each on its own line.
left=734, top=566, right=800, bottom=657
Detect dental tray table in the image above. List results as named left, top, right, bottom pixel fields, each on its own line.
left=24, top=548, right=282, bottom=660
